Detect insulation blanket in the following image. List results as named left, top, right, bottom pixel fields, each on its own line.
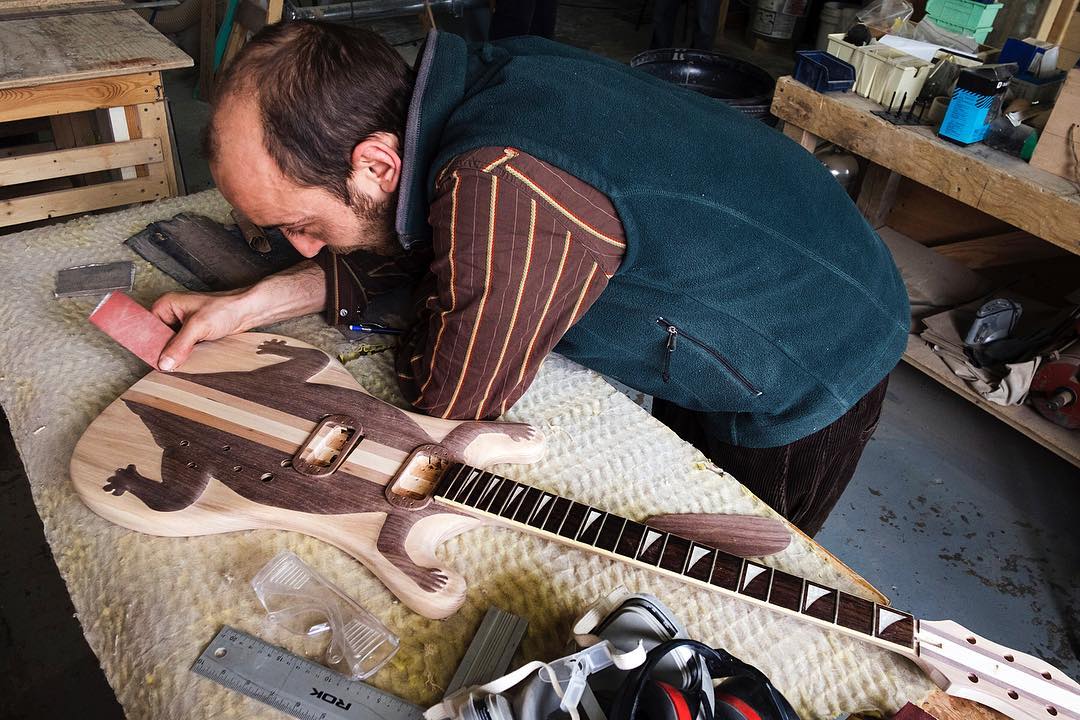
left=0, top=190, right=933, bottom=719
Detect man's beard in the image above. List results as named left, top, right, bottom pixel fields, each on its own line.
left=329, top=190, right=397, bottom=255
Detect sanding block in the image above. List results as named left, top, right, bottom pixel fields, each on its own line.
left=54, top=261, right=134, bottom=298
left=88, top=292, right=175, bottom=367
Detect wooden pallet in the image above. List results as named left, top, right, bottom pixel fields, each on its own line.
left=0, top=6, right=191, bottom=227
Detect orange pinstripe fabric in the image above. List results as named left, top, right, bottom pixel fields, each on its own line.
left=397, top=147, right=625, bottom=420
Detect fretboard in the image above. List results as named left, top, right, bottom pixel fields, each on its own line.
left=435, top=463, right=918, bottom=653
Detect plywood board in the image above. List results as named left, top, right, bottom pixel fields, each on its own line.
left=0, top=137, right=161, bottom=186
left=0, top=72, right=161, bottom=123
left=771, top=76, right=1080, bottom=255
left=0, top=7, right=191, bottom=90
left=0, top=174, right=166, bottom=225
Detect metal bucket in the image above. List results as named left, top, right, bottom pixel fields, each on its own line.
left=751, top=0, right=810, bottom=41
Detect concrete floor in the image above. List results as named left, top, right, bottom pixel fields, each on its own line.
left=0, top=3, right=1077, bottom=719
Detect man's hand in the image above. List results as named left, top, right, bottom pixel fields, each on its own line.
left=152, top=260, right=327, bottom=371
left=152, top=289, right=253, bottom=370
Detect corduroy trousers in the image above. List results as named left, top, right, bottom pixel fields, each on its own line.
left=652, top=375, right=890, bottom=536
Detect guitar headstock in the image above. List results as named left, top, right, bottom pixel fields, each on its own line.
left=916, top=619, right=1079, bottom=720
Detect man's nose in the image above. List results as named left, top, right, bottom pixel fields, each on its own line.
left=289, top=235, right=325, bottom=258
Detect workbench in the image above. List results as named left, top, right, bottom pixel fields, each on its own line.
left=771, top=75, right=1080, bottom=469
left=0, top=190, right=958, bottom=719
left=0, top=0, right=192, bottom=227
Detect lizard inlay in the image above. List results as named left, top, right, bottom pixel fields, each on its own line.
left=101, top=338, right=538, bottom=592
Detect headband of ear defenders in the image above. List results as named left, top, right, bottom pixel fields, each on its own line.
left=607, top=640, right=801, bottom=720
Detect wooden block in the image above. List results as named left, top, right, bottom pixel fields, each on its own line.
left=781, top=121, right=819, bottom=152
left=0, top=138, right=162, bottom=187
left=934, top=230, right=1069, bottom=268
left=885, top=178, right=1012, bottom=246
left=0, top=73, right=162, bottom=124
left=0, top=174, right=166, bottom=226
left=857, top=163, right=901, bottom=229
left=88, top=291, right=174, bottom=367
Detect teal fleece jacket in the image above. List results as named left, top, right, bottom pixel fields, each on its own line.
left=394, top=32, right=910, bottom=447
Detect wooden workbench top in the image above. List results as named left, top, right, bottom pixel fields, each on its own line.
left=0, top=4, right=192, bottom=90
left=771, top=75, right=1080, bottom=256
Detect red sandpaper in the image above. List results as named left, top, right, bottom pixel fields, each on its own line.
left=89, top=291, right=175, bottom=368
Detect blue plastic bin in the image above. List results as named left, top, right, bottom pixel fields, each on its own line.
left=794, top=51, right=856, bottom=93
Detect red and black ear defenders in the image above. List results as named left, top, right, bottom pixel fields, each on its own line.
left=609, top=640, right=801, bottom=720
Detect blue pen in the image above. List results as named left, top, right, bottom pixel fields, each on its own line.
left=347, top=323, right=404, bottom=335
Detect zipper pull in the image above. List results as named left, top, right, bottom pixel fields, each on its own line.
left=662, top=325, right=677, bottom=383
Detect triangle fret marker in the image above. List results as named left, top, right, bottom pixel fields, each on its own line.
left=688, top=545, right=710, bottom=567
left=509, top=486, right=525, bottom=502
left=536, top=495, right=551, bottom=511
left=877, top=607, right=908, bottom=633
left=742, top=563, right=767, bottom=590
left=584, top=510, right=602, bottom=530
left=640, top=530, right=663, bottom=554
left=804, top=584, right=831, bottom=610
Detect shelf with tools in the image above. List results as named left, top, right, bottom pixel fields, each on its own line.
left=771, top=76, right=1080, bottom=469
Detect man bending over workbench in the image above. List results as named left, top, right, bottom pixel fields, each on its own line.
left=152, top=22, right=910, bottom=536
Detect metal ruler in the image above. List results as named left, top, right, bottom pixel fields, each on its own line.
left=192, top=626, right=424, bottom=720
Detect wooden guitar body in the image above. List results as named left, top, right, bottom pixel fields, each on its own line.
left=70, top=331, right=1080, bottom=720
left=70, top=333, right=545, bottom=619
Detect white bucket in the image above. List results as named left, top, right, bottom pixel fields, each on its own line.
left=816, top=2, right=861, bottom=50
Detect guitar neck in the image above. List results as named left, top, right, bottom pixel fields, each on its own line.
left=434, top=463, right=920, bottom=658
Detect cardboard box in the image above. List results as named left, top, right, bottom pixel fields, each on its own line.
left=1031, top=68, right=1080, bottom=182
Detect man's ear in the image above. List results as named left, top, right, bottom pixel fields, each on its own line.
left=348, top=132, right=402, bottom=198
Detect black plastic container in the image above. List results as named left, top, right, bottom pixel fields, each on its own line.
left=630, top=48, right=777, bottom=124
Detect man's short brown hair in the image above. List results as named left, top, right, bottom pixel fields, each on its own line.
left=205, top=21, right=415, bottom=205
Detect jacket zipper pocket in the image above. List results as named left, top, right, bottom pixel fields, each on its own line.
left=656, top=317, right=763, bottom=397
